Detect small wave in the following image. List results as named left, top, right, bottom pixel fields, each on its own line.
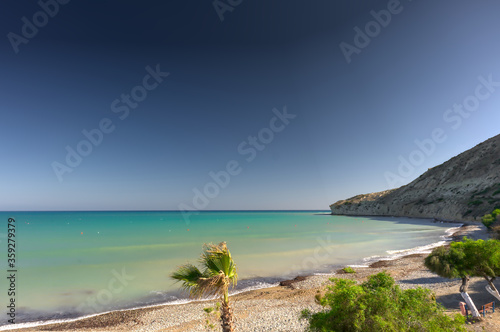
left=386, top=241, right=447, bottom=256
left=230, top=281, right=279, bottom=296
left=440, top=225, right=463, bottom=241
left=0, top=312, right=109, bottom=331
left=367, top=224, right=462, bottom=263
left=360, top=243, right=442, bottom=266
left=0, top=281, right=279, bottom=331
left=0, top=223, right=464, bottom=330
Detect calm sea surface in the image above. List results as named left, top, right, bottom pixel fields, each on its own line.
left=0, top=211, right=460, bottom=326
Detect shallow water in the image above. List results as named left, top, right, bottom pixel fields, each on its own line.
left=0, top=211, right=459, bottom=326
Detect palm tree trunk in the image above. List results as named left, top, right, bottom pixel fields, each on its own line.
left=460, top=276, right=481, bottom=319
left=220, top=293, right=235, bottom=332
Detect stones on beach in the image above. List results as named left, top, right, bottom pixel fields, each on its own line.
left=369, top=260, right=392, bottom=268
left=279, top=276, right=307, bottom=288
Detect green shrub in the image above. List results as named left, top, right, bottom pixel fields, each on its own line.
left=301, top=272, right=466, bottom=332
left=483, top=214, right=495, bottom=228
left=468, top=200, right=483, bottom=206
left=203, top=302, right=221, bottom=331
left=482, top=209, right=500, bottom=228
left=342, top=266, right=356, bottom=274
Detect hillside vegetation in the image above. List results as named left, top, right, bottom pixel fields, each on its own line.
left=330, top=134, right=500, bottom=221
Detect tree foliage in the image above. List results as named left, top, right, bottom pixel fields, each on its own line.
left=170, top=242, right=237, bottom=299
left=466, top=239, right=500, bottom=278
left=482, top=209, right=500, bottom=228
left=425, top=244, right=467, bottom=280
left=425, top=238, right=500, bottom=283
left=301, top=272, right=465, bottom=332
left=425, top=238, right=500, bottom=309
left=170, top=242, right=238, bottom=332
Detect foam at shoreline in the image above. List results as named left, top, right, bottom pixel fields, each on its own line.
left=0, top=224, right=463, bottom=330
left=0, top=281, right=279, bottom=331
left=362, top=224, right=462, bottom=265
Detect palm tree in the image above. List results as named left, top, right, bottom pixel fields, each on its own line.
left=170, top=242, right=238, bottom=332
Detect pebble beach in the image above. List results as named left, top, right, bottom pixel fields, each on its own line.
left=6, top=222, right=499, bottom=332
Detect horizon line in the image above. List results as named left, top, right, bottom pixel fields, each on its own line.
left=1, top=209, right=332, bottom=213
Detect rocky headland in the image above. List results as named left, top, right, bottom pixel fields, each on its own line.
left=331, top=134, right=500, bottom=222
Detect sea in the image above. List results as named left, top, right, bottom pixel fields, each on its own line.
left=0, top=211, right=461, bottom=329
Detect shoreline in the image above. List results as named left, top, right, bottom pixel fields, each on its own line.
left=0, top=218, right=461, bottom=329
left=328, top=211, right=479, bottom=224
left=1, top=221, right=485, bottom=332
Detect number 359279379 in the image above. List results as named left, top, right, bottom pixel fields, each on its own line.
left=8, top=218, right=16, bottom=269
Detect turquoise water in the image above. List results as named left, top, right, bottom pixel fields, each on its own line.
left=0, top=211, right=459, bottom=326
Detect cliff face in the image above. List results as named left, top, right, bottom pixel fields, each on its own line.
left=330, top=134, right=500, bottom=222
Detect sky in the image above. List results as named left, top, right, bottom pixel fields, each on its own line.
left=1, top=0, right=500, bottom=211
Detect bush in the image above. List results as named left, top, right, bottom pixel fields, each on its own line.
left=342, top=266, right=356, bottom=274
left=203, top=302, right=221, bottom=331
left=482, top=209, right=500, bottom=228
left=468, top=200, right=483, bottom=206
left=301, top=272, right=466, bottom=332
left=483, top=214, right=495, bottom=228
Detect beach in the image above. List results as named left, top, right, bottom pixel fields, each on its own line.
left=5, top=222, right=498, bottom=332
left=0, top=211, right=459, bottom=326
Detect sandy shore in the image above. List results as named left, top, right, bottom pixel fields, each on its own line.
left=6, top=222, right=499, bottom=332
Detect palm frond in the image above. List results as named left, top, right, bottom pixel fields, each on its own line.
left=201, top=242, right=238, bottom=288
left=170, top=263, right=204, bottom=297
left=197, top=272, right=227, bottom=298
left=171, top=242, right=237, bottom=332
left=170, top=242, right=238, bottom=300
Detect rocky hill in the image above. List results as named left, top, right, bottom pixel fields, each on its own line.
left=330, top=134, right=500, bottom=222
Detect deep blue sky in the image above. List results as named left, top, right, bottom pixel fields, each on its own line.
left=1, top=0, right=499, bottom=211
